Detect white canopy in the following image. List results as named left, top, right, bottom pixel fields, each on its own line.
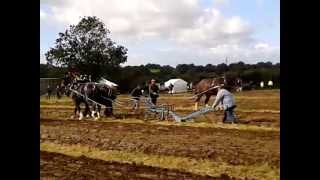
left=99, top=78, right=118, bottom=87
left=164, top=78, right=188, bottom=93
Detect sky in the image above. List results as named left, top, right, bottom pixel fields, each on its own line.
left=40, top=0, right=279, bottom=67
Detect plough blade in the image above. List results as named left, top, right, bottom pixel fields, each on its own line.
left=143, top=97, right=215, bottom=122
left=170, top=107, right=215, bottom=122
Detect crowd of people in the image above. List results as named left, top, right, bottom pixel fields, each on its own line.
left=46, top=70, right=93, bottom=100
left=64, top=71, right=92, bottom=84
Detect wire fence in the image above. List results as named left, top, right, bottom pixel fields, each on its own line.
left=40, top=78, right=61, bottom=96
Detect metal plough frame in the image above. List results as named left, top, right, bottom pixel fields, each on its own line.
left=142, top=97, right=215, bottom=122
left=69, top=85, right=216, bottom=122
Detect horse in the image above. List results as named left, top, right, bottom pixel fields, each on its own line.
left=192, top=76, right=241, bottom=110
left=88, top=83, right=117, bottom=119
left=68, top=82, right=117, bottom=120
left=69, top=83, right=92, bottom=120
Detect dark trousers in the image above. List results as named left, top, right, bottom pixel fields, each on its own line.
left=151, top=98, right=157, bottom=105
left=47, top=92, right=52, bottom=99
left=56, top=92, right=61, bottom=99
left=223, top=105, right=237, bottom=123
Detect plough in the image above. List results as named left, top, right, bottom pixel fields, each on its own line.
left=69, top=86, right=216, bottom=122
left=143, top=97, right=216, bottom=122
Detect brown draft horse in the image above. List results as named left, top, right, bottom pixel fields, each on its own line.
left=192, top=76, right=242, bottom=110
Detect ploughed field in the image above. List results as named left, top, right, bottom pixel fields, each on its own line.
left=40, top=90, right=280, bottom=180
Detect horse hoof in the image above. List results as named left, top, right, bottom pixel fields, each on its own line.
left=79, top=112, right=84, bottom=120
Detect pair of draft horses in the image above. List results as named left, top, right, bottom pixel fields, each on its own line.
left=59, top=79, right=117, bottom=120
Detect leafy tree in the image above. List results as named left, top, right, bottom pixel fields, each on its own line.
left=45, top=16, right=127, bottom=80
left=216, top=63, right=229, bottom=75
left=40, top=60, right=280, bottom=92
left=204, top=64, right=216, bottom=72
left=176, top=64, right=195, bottom=74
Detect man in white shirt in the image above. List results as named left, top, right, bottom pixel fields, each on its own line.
left=212, top=84, right=237, bottom=123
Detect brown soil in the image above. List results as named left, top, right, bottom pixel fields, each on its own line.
left=41, top=151, right=239, bottom=180
left=40, top=118, right=279, bottom=167
left=40, top=107, right=280, bottom=128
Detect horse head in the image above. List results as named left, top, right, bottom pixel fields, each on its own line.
left=96, top=83, right=117, bottom=100
left=214, top=76, right=241, bottom=92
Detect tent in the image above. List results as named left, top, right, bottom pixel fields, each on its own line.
left=99, top=78, right=118, bottom=87
left=164, top=78, right=188, bottom=93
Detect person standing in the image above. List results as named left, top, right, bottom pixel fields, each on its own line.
left=88, top=75, right=92, bottom=82
left=168, top=83, right=174, bottom=95
left=149, top=79, right=159, bottom=105
left=56, top=85, right=61, bottom=99
left=130, top=85, right=143, bottom=111
left=47, top=85, right=52, bottom=100
left=212, top=84, right=237, bottom=123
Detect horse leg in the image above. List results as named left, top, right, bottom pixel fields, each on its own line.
left=194, top=95, right=202, bottom=111
left=79, top=105, right=84, bottom=120
left=85, top=103, right=91, bottom=118
left=204, top=94, right=211, bottom=107
left=104, top=101, right=113, bottom=116
left=72, top=100, right=80, bottom=119
left=72, top=106, right=77, bottom=119
left=96, top=105, right=101, bottom=120
left=91, top=104, right=96, bottom=118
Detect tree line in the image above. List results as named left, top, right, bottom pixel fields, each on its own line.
left=40, top=61, right=280, bottom=93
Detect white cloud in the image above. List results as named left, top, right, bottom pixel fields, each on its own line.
left=40, top=52, right=47, bottom=64
left=207, top=43, right=279, bottom=63
left=254, top=43, right=270, bottom=49
left=40, top=0, right=279, bottom=65
left=173, top=8, right=253, bottom=48
left=40, top=9, right=46, bottom=20
left=214, top=0, right=230, bottom=6
left=123, top=43, right=279, bottom=66
left=43, top=0, right=202, bottom=39
left=39, top=0, right=252, bottom=46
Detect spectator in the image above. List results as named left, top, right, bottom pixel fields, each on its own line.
left=168, top=83, right=174, bottom=95
left=130, top=85, right=143, bottom=111
left=47, top=85, right=52, bottom=100
left=149, top=79, right=159, bottom=105
left=56, top=85, right=61, bottom=99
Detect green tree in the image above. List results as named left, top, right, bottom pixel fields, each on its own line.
left=45, top=16, right=127, bottom=80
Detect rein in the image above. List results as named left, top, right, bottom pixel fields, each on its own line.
left=189, top=86, right=219, bottom=99
left=69, top=87, right=114, bottom=109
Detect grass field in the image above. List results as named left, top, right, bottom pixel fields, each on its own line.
left=40, top=89, right=280, bottom=180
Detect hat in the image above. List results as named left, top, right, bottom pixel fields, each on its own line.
left=151, top=79, right=156, bottom=82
